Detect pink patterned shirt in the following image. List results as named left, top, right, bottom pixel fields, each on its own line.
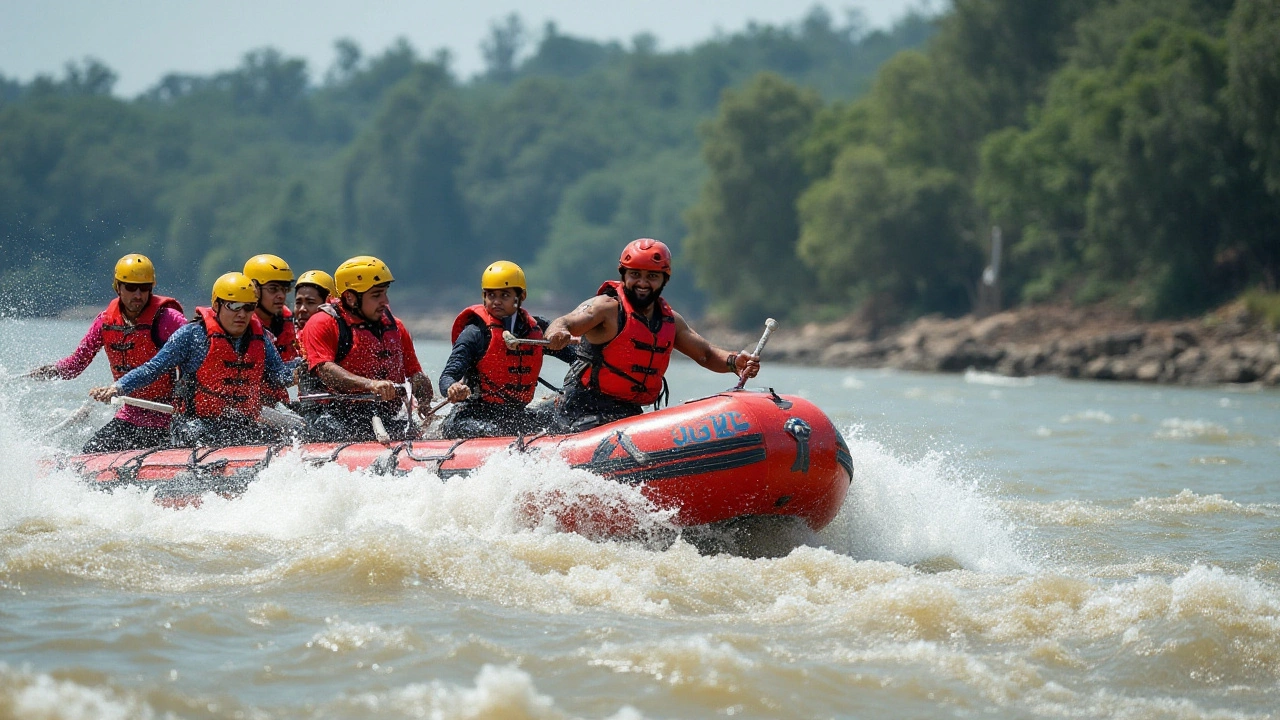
left=55, top=308, right=188, bottom=428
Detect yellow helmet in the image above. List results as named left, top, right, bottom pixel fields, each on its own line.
left=481, top=260, right=526, bottom=293
left=296, top=269, right=336, bottom=297
left=334, top=256, right=394, bottom=294
left=113, top=254, right=155, bottom=288
left=211, top=272, right=259, bottom=305
left=243, top=254, right=294, bottom=285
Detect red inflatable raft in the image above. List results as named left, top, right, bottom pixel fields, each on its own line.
left=58, top=389, right=853, bottom=534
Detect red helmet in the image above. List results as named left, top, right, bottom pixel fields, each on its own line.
left=618, top=238, right=672, bottom=274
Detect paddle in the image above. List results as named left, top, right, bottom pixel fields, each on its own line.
left=733, top=318, right=778, bottom=391
left=399, top=379, right=450, bottom=438
left=296, top=389, right=406, bottom=403
left=420, top=397, right=450, bottom=419
left=42, top=393, right=177, bottom=438
left=110, top=395, right=175, bottom=413
left=39, top=400, right=96, bottom=438
left=502, top=330, right=579, bottom=350
left=261, top=403, right=306, bottom=430
left=371, top=416, right=391, bottom=443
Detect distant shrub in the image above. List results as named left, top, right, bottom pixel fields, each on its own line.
left=1242, top=290, right=1280, bottom=329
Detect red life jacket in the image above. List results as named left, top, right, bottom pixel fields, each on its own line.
left=258, top=308, right=297, bottom=405
left=262, top=307, right=298, bottom=362
left=450, top=304, right=544, bottom=404
left=185, top=306, right=266, bottom=420
left=100, top=294, right=184, bottom=402
left=319, top=303, right=406, bottom=384
left=577, top=280, right=676, bottom=405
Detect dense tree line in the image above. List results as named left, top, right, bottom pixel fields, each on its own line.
left=0, top=7, right=932, bottom=315
left=686, top=0, right=1280, bottom=326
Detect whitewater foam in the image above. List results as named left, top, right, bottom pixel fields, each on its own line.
left=823, top=426, right=1031, bottom=573
left=0, top=664, right=158, bottom=720
left=341, top=664, right=644, bottom=720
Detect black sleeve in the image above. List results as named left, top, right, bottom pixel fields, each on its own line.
left=535, top=316, right=578, bottom=364
left=439, top=324, right=489, bottom=391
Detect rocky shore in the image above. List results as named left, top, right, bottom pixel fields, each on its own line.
left=699, top=304, right=1280, bottom=388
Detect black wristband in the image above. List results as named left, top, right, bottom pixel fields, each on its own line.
left=726, top=353, right=738, bottom=372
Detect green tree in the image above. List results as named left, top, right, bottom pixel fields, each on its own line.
left=458, top=77, right=611, bottom=266
left=684, top=73, right=820, bottom=326
left=0, top=10, right=930, bottom=316
left=481, top=13, right=527, bottom=83
left=978, top=15, right=1279, bottom=313
left=797, top=146, right=977, bottom=316
left=1226, top=0, right=1280, bottom=196
left=342, top=64, right=472, bottom=288
left=530, top=150, right=705, bottom=309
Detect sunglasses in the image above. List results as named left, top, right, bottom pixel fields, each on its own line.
left=223, top=301, right=258, bottom=313
left=120, top=283, right=153, bottom=293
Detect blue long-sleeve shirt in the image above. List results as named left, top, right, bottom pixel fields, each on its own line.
left=440, top=314, right=574, bottom=392
left=115, top=321, right=294, bottom=397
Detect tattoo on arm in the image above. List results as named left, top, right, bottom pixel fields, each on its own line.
left=567, top=298, right=595, bottom=323
left=552, top=298, right=600, bottom=336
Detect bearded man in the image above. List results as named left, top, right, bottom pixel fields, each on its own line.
left=544, top=238, right=761, bottom=432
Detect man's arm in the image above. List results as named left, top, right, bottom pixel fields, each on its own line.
left=90, top=324, right=201, bottom=401
left=544, top=295, right=619, bottom=350
left=262, top=336, right=294, bottom=389
left=315, top=362, right=388, bottom=395
left=671, top=312, right=761, bottom=379
left=440, top=324, right=487, bottom=402
left=312, top=358, right=432, bottom=405
left=31, top=317, right=106, bottom=380
left=535, top=317, right=577, bottom=364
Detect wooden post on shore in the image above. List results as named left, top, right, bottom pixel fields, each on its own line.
left=977, top=226, right=1002, bottom=318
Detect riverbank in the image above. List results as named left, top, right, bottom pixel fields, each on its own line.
left=693, top=303, right=1280, bottom=387
left=112, top=300, right=1258, bottom=389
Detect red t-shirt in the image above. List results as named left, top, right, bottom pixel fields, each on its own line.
left=299, top=309, right=423, bottom=377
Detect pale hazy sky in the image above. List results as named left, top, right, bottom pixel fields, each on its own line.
left=0, top=0, right=927, bottom=96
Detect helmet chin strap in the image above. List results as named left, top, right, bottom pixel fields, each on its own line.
left=341, top=292, right=362, bottom=315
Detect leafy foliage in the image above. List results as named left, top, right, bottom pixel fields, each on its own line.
left=772, top=0, right=1280, bottom=322
left=684, top=74, right=822, bottom=325
left=8, top=1, right=1272, bottom=325
left=976, top=1, right=1279, bottom=314
left=0, top=10, right=929, bottom=316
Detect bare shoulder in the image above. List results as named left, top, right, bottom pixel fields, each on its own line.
left=583, top=294, right=618, bottom=315
left=564, top=294, right=616, bottom=323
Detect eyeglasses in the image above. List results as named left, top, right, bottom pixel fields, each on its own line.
left=120, top=283, right=153, bottom=293
left=223, top=301, right=258, bottom=313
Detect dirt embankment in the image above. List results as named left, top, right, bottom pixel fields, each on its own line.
left=697, top=304, right=1280, bottom=387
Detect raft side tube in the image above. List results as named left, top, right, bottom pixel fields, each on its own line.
left=58, top=392, right=850, bottom=533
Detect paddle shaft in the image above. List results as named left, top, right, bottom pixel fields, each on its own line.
left=502, top=330, right=579, bottom=350
left=111, top=395, right=175, bottom=413
left=733, top=318, right=778, bottom=390
left=297, top=391, right=403, bottom=403
left=40, top=400, right=96, bottom=437
left=422, top=397, right=450, bottom=418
